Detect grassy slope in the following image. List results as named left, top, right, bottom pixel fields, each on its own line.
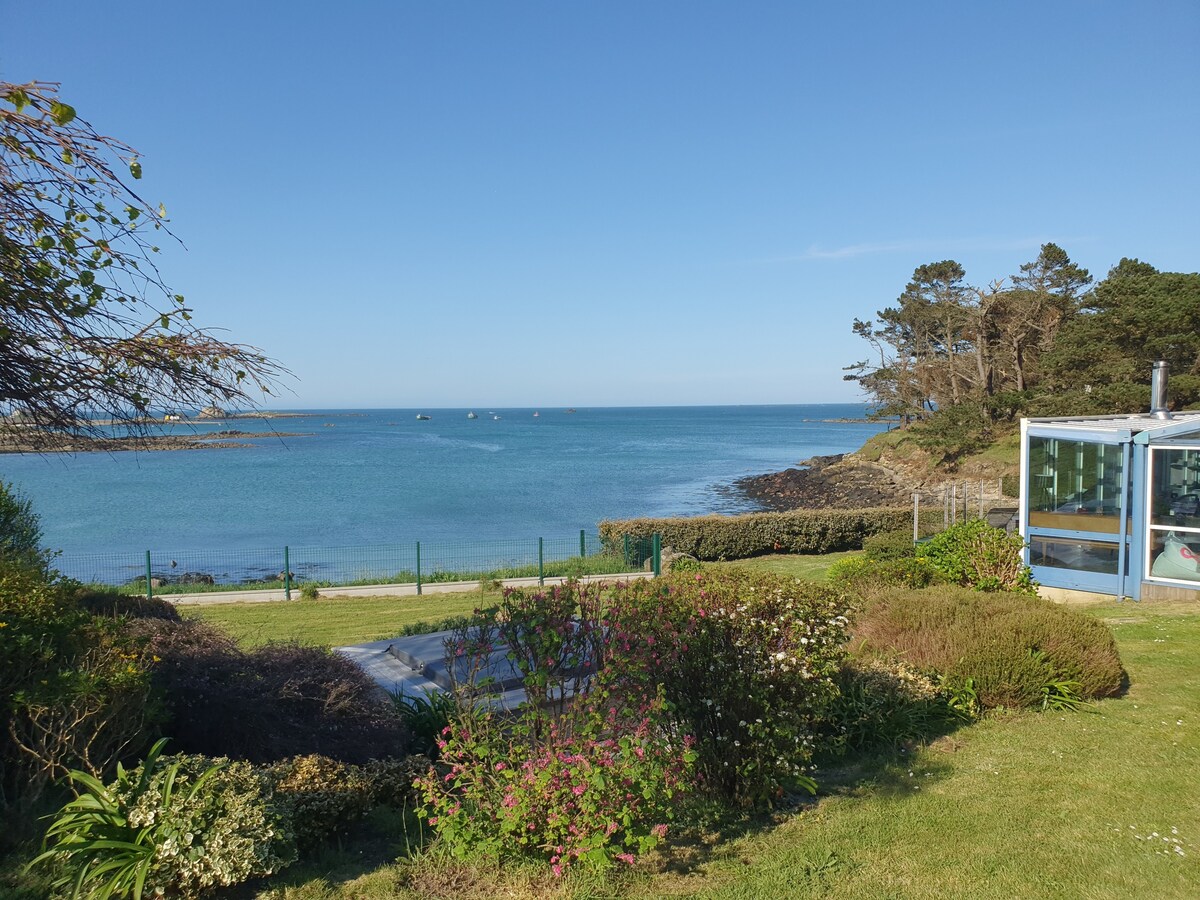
left=247, top=601, right=1199, bottom=900
left=635, top=603, right=1200, bottom=900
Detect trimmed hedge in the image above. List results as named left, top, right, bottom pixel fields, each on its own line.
left=849, top=587, right=1127, bottom=709
left=600, top=508, right=941, bottom=561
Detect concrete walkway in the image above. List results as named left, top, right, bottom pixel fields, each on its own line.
left=163, top=570, right=656, bottom=606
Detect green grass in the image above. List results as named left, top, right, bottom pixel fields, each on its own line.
left=17, top=574, right=1198, bottom=899
left=226, top=597, right=1200, bottom=899
left=180, top=558, right=854, bottom=649
left=180, top=590, right=498, bottom=647
left=708, top=551, right=860, bottom=582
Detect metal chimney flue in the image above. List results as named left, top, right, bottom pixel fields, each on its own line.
left=1151, top=360, right=1171, bottom=419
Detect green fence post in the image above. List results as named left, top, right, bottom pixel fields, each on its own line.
left=284, top=546, right=291, bottom=601
left=416, top=541, right=422, bottom=596
left=145, top=551, right=153, bottom=601
left=624, top=534, right=631, bottom=569
left=538, top=537, right=545, bottom=586
left=579, top=529, right=586, bottom=558
left=652, top=533, right=662, bottom=577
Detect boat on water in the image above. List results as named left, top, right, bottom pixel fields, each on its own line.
left=467, top=411, right=478, bottom=419
left=533, top=411, right=540, bottom=418
left=493, top=415, right=502, bottom=420
left=565, top=408, right=576, bottom=414
left=415, top=414, right=431, bottom=420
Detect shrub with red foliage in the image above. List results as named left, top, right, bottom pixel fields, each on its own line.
left=130, top=618, right=408, bottom=763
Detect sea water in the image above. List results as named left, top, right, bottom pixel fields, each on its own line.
left=0, top=405, right=886, bottom=557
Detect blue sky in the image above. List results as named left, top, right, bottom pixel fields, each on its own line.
left=4, top=1, right=1197, bottom=408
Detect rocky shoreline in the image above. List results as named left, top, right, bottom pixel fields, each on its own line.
left=0, top=429, right=307, bottom=454
left=733, top=453, right=916, bottom=510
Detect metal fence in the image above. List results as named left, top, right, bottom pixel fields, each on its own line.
left=910, top=477, right=1020, bottom=541
left=56, top=531, right=661, bottom=599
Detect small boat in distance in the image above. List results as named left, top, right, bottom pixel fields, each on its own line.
left=467, top=411, right=478, bottom=419
left=415, top=414, right=431, bottom=420
left=533, top=411, right=540, bottom=418
left=493, top=414, right=502, bottom=420
left=565, top=408, right=576, bottom=414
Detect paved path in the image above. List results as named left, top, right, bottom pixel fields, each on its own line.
left=163, top=570, right=656, bottom=606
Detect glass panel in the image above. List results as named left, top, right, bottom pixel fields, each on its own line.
left=1027, top=437, right=1124, bottom=534
left=1150, top=448, right=1200, bottom=529
left=1147, top=530, right=1200, bottom=583
left=1029, top=536, right=1120, bottom=575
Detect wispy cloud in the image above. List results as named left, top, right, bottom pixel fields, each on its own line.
left=760, top=235, right=1094, bottom=264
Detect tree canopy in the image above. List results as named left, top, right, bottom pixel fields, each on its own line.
left=847, top=243, right=1200, bottom=460
left=0, top=81, right=281, bottom=447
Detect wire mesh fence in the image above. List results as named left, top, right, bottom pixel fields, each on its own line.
left=56, top=530, right=661, bottom=598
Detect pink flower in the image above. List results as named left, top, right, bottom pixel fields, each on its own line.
left=616, top=852, right=636, bottom=865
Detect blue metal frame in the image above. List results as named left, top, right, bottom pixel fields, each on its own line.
left=1022, top=432, right=1136, bottom=598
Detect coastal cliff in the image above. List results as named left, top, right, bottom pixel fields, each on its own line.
left=735, top=429, right=1020, bottom=511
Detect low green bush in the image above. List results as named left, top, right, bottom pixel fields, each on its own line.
left=600, top=508, right=940, bottom=561
left=916, top=519, right=1036, bottom=594
left=862, top=528, right=917, bottom=561
left=268, top=755, right=374, bottom=851
left=33, top=739, right=297, bottom=899
left=826, top=554, right=942, bottom=595
left=1, top=559, right=156, bottom=828
left=820, top=659, right=975, bottom=756
left=850, top=587, right=1126, bottom=710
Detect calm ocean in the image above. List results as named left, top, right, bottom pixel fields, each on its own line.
left=0, top=405, right=886, bottom=556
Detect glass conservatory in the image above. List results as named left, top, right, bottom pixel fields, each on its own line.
left=1020, top=411, right=1200, bottom=600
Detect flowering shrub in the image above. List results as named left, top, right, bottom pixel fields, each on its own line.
left=416, top=693, right=690, bottom=874
left=416, top=584, right=693, bottom=874
left=602, top=572, right=850, bottom=806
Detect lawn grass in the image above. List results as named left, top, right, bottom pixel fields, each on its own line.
left=180, top=590, right=498, bottom=647
left=181, top=557, right=853, bottom=649
left=708, top=551, right=859, bottom=582
left=227, top=597, right=1199, bottom=899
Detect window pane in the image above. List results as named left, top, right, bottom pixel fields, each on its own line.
left=1030, top=536, right=1120, bottom=575
left=1027, top=437, right=1124, bottom=534
left=1148, top=530, right=1200, bottom=582
left=1150, top=448, right=1200, bottom=529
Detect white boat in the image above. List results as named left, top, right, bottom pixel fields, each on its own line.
left=416, top=414, right=431, bottom=420
left=493, top=415, right=502, bottom=420
left=533, top=411, right=540, bottom=418
left=467, top=411, right=478, bottom=419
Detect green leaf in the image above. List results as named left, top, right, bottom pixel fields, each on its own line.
left=50, top=100, right=77, bottom=125
left=7, top=88, right=30, bottom=112
left=129, top=159, right=142, bottom=180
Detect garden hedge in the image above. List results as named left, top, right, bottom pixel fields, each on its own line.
left=600, top=507, right=941, bottom=561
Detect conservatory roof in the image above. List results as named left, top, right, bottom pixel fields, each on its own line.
left=1024, top=411, right=1200, bottom=443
